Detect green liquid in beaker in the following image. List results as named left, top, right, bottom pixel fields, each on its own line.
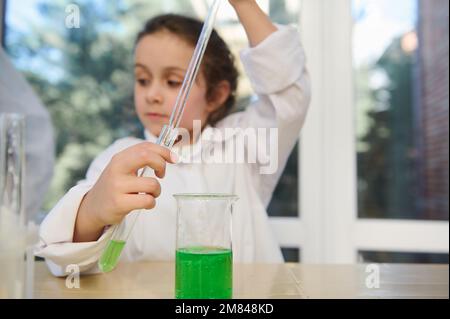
left=98, top=239, right=126, bottom=273
left=176, top=246, right=232, bottom=299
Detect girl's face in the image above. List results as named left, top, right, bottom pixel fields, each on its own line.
left=134, top=31, right=223, bottom=140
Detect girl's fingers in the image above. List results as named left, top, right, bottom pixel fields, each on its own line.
left=119, top=194, right=157, bottom=213
left=119, top=176, right=161, bottom=198
left=111, top=142, right=177, bottom=177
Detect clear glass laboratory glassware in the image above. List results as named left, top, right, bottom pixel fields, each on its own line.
left=174, top=193, right=238, bottom=299
left=0, top=113, right=26, bottom=298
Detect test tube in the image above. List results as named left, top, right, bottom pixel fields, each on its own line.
left=0, top=113, right=27, bottom=298
left=98, top=125, right=178, bottom=273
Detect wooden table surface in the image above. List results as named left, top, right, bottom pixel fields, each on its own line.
left=33, top=261, right=449, bottom=299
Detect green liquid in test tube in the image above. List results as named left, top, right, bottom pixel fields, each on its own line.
left=98, top=240, right=126, bottom=273
left=98, top=207, right=142, bottom=273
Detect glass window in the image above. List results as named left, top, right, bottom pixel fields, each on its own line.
left=267, top=143, right=299, bottom=218
left=353, top=0, right=449, bottom=220
left=5, top=0, right=302, bottom=218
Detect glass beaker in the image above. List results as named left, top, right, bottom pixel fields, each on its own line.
left=174, top=193, right=238, bottom=299
left=0, top=113, right=26, bottom=298
left=0, top=113, right=25, bottom=225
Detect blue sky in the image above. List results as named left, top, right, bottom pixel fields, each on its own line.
left=6, top=0, right=44, bottom=33
left=353, top=0, right=418, bottom=66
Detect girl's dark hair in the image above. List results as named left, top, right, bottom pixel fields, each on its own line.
left=136, top=14, right=239, bottom=126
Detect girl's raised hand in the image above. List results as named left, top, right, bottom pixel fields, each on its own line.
left=227, top=0, right=277, bottom=47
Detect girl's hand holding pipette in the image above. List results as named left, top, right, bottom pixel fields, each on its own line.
left=73, top=142, right=178, bottom=243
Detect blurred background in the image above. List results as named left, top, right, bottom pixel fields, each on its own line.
left=0, top=0, right=448, bottom=264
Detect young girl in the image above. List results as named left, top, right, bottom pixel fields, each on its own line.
left=36, top=0, right=311, bottom=276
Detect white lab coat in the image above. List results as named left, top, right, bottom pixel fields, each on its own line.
left=35, top=25, right=311, bottom=277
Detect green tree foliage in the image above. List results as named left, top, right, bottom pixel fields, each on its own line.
left=357, top=37, right=418, bottom=219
